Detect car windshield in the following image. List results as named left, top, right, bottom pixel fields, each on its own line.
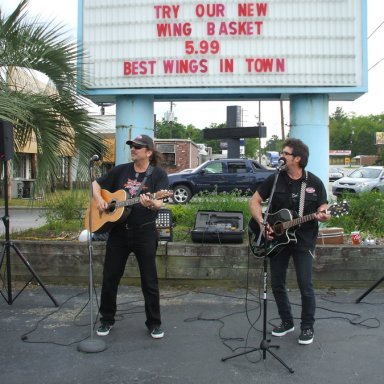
left=349, top=168, right=381, bottom=179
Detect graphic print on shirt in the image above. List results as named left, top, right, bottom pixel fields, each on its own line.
left=123, top=178, right=148, bottom=197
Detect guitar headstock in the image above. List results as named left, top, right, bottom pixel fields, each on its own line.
left=328, top=200, right=349, bottom=217
left=154, top=190, right=174, bottom=200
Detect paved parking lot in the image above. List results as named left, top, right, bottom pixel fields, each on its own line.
left=0, top=285, right=383, bottom=384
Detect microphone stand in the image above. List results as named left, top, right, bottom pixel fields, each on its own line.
left=78, top=159, right=107, bottom=353
left=222, top=165, right=294, bottom=373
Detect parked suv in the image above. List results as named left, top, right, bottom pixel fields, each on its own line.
left=332, top=166, right=384, bottom=196
left=168, top=158, right=275, bottom=204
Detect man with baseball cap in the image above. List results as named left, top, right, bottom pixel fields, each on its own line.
left=126, top=134, right=154, bottom=150
left=92, top=133, right=168, bottom=340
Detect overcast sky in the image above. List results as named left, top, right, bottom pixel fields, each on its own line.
left=3, top=0, right=384, bottom=141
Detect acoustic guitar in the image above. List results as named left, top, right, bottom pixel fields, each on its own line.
left=248, top=201, right=349, bottom=258
left=84, top=189, right=173, bottom=233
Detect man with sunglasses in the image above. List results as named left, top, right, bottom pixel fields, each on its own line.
left=92, top=134, right=169, bottom=339
left=249, top=138, right=330, bottom=345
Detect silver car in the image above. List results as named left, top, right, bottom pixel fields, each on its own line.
left=329, top=166, right=344, bottom=182
left=332, top=166, right=384, bottom=196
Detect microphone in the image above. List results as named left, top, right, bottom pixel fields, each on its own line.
left=89, top=154, right=100, bottom=162
left=276, top=157, right=286, bottom=171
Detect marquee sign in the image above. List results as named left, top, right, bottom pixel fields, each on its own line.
left=80, top=0, right=365, bottom=91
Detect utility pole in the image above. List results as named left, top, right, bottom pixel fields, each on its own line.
left=257, top=101, right=262, bottom=163
left=280, top=100, right=285, bottom=140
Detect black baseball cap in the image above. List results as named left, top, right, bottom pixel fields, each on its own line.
left=126, top=134, right=154, bottom=150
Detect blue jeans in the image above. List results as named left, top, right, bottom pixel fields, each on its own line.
left=269, top=246, right=316, bottom=330
left=99, top=224, right=161, bottom=330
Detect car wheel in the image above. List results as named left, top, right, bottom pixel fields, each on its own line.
left=371, top=188, right=380, bottom=193
left=173, top=185, right=192, bottom=204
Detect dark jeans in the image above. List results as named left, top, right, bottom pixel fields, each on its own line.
left=269, top=246, right=316, bottom=330
left=99, top=224, right=161, bottom=330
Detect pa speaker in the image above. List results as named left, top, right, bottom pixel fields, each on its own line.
left=191, top=210, right=244, bottom=243
left=0, top=120, right=14, bottom=161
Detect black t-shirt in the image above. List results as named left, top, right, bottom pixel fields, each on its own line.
left=96, top=162, right=169, bottom=227
left=257, top=170, right=328, bottom=250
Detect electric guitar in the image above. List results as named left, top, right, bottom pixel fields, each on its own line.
left=84, top=189, right=173, bottom=233
left=248, top=201, right=349, bottom=258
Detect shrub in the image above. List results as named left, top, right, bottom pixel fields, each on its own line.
left=328, top=192, right=384, bottom=238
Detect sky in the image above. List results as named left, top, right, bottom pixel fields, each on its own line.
left=2, top=0, right=384, bottom=142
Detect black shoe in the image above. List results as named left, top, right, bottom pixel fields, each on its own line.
left=96, top=323, right=113, bottom=336
left=271, top=321, right=294, bottom=337
left=150, top=327, right=164, bottom=339
left=298, top=328, right=314, bottom=345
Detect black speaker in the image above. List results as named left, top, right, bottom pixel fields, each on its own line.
left=191, top=210, right=244, bottom=243
left=0, top=120, right=14, bottom=161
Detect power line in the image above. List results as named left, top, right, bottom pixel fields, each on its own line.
left=368, top=20, right=384, bottom=39
left=369, top=57, right=384, bottom=71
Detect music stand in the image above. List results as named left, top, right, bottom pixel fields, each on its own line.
left=0, top=159, right=58, bottom=307
left=77, top=157, right=107, bottom=353
left=222, top=168, right=294, bottom=373
left=355, top=275, right=384, bottom=303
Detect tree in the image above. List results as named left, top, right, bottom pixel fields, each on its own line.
left=329, top=109, right=384, bottom=157
left=264, top=135, right=283, bottom=152
left=0, top=0, right=106, bottom=190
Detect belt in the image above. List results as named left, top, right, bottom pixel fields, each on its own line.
left=124, top=221, right=155, bottom=231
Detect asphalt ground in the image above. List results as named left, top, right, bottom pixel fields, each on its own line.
left=0, top=207, right=46, bottom=235
left=0, top=284, right=383, bottom=384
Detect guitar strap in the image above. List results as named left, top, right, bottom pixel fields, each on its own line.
left=298, top=171, right=308, bottom=217
left=135, top=165, right=154, bottom=196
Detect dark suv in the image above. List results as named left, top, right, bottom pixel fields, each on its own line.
left=168, top=158, right=275, bottom=204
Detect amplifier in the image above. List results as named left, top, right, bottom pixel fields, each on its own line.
left=191, top=210, right=244, bottom=244
left=156, top=208, right=173, bottom=242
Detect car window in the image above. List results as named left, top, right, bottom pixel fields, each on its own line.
left=228, top=162, right=247, bottom=173
left=362, top=169, right=381, bottom=178
left=203, top=161, right=223, bottom=174
left=350, top=168, right=381, bottom=179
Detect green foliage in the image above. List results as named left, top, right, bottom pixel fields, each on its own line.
left=264, top=135, right=284, bottom=152
left=0, top=0, right=107, bottom=188
left=328, top=192, right=384, bottom=238
left=329, top=108, right=384, bottom=157
left=42, top=190, right=87, bottom=225
left=8, top=188, right=384, bottom=244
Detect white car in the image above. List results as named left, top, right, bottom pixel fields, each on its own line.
left=332, top=166, right=384, bottom=196
left=329, top=166, right=344, bottom=182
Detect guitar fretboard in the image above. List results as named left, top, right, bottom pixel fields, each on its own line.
left=111, top=194, right=154, bottom=209
left=282, top=212, right=318, bottom=230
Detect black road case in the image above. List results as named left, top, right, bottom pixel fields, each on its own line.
left=191, top=210, right=244, bottom=244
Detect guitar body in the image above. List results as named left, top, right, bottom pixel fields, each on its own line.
left=248, top=209, right=299, bottom=258
left=84, top=189, right=174, bottom=234
left=85, top=189, right=130, bottom=233
left=248, top=201, right=349, bottom=258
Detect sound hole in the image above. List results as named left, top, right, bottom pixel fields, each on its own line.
left=274, top=222, right=284, bottom=236
left=108, top=200, right=117, bottom=214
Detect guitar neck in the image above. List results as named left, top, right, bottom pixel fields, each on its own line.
left=282, top=212, right=320, bottom=230
left=111, top=194, right=153, bottom=209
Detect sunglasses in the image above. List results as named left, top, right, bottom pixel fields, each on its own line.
left=130, top=144, right=146, bottom=150
left=281, top=151, right=295, bottom=156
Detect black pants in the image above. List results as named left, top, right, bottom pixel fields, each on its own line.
left=99, top=224, right=161, bottom=330
left=270, top=247, right=316, bottom=330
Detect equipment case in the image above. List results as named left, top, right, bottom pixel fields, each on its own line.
left=191, top=210, right=244, bottom=244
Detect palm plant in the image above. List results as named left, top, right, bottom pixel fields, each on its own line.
left=0, top=0, right=106, bottom=191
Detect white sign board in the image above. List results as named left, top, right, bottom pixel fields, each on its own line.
left=81, top=0, right=364, bottom=90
